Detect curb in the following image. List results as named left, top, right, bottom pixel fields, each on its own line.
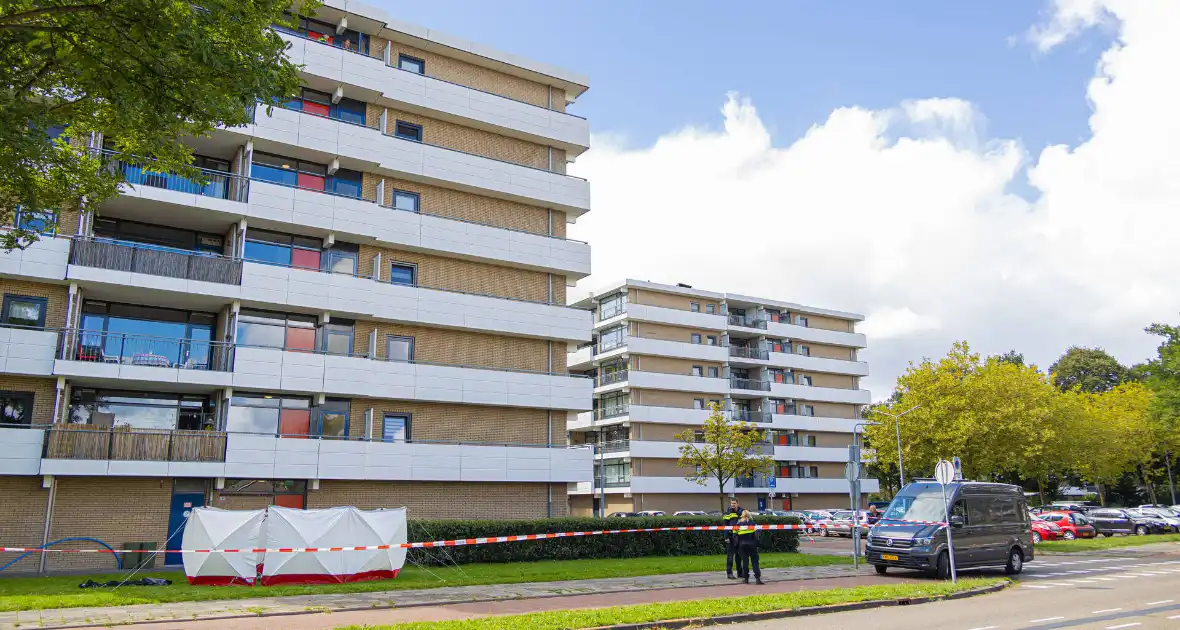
left=584, top=582, right=1010, bottom=630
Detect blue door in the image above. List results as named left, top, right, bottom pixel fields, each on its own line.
left=757, top=496, right=767, bottom=511
left=165, top=493, right=205, bottom=566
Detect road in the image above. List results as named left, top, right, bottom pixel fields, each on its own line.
left=728, top=554, right=1180, bottom=629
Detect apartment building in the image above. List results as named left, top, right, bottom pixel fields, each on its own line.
left=567, top=280, right=877, bottom=515
left=0, top=1, right=593, bottom=572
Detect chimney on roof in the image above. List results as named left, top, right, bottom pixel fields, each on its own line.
left=676, top=283, right=692, bottom=288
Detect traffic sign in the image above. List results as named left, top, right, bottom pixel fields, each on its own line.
left=845, top=461, right=859, bottom=483
left=935, top=459, right=955, bottom=485
left=768, top=477, right=776, bottom=489
left=768, top=491, right=776, bottom=498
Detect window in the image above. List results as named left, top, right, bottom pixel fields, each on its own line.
left=394, top=120, right=423, bottom=142
left=326, top=243, right=359, bottom=275
left=236, top=309, right=317, bottom=351
left=799, top=404, right=815, bottom=416
left=708, top=366, right=719, bottom=378
left=799, top=375, right=813, bottom=386
left=690, top=302, right=700, bottom=313
left=710, top=399, right=722, bottom=407
left=767, top=339, right=786, bottom=353
left=385, top=335, right=414, bottom=362
left=0, top=392, right=34, bottom=426
left=398, top=54, right=425, bottom=74
left=599, top=391, right=629, bottom=417
left=94, top=218, right=224, bottom=254
left=706, top=335, right=717, bottom=346
left=769, top=368, right=789, bottom=384
left=391, top=190, right=420, bottom=213
left=14, top=208, right=56, bottom=235
left=227, top=393, right=310, bottom=436
left=333, top=98, right=367, bottom=126
left=382, top=413, right=410, bottom=442
left=767, top=309, right=781, bottom=323
left=322, top=321, right=354, bottom=355
left=693, top=398, right=705, bottom=410
left=78, top=301, right=215, bottom=368
left=389, top=262, right=418, bottom=286
left=706, top=304, right=715, bottom=315
left=279, top=13, right=369, bottom=54
left=599, top=325, right=626, bottom=351
left=2, top=295, right=47, bottom=328
left=244, top=229, right=323, bottom=269
left=797, top=345, right=811, bottom=357
left=691, top=365, right=703, bottom=377
left=315, top=398, right=350, bottom=438
left=796, top=315, right=809, bottom=327
left=691, top=333, right=702, bottom=344
left=599, top=292, right=627, bottom=320
left=287, top=87, right=332, bottom=116
left=809, top=466, right=819, bottom=478
left=70, top=389, right=213, bottom=430
left=329, top=168, right=363, bottom=198
left=252, top=152, right=327, bottom=189
left=805, top=435, right=817, bottom=447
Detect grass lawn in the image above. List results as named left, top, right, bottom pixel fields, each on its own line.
left=342, top=578, right=1008, bottom=630
left=1037, top=532, right=1180, bottom=553
left=0, top=552, right=847, bottom=612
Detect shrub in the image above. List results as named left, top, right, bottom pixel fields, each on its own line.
left=406, top=516, right=800, bottom=566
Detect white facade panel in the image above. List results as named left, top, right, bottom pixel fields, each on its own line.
left=630, top=405, right=713, bottom=426
left=0, top=328, right=58, bottom=376
left=767, top=352, right=870, bottom=377
left=627, top=440, right=683, bottom=459
left=772, top=446, right=850, bottom=462
left=52, top=359, right=234, bottom=388
left=627, top=371, right=729, bottom=395
left=0, top=235, right=70, bottom=281
left=766, top=321, right=867, bottom=349
left=627, top=337, right=728, bottom=362
left=0, top=427, right=45, bottom=475
left=769, top=383, right=872, bottom=405
left=627, top=475, right=877, bottom=495
left=624, top=304, right=727, bottom=331
left=768, top=414, right=862, bottom=433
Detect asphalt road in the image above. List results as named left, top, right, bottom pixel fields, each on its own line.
left=727, top=554, right=1180, bottom=629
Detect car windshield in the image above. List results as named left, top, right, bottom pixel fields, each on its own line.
left=883, top=484, right=949, bottom=522
left=1071, top=513, right=1091, bottom=524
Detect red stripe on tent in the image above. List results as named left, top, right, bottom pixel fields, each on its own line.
left=258, top=568, right=400, bottom=586
left=187, top=575, right=256, bottom=586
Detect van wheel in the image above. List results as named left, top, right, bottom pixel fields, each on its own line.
left=874, top=564, right=887, bottom=575
left=1031, top=532, right=1041, bottom=544
left=1063, top=531, right=1076, bottom=540
left=935, top=551, right=951, bottom=580
left=1135, top=525, right=1149, bottom=536
left=1005, top=548, right=1024, bottom=575
left=1102, top=532, right=1113, bottom=538
left=818, top=527, right=828, bottom=537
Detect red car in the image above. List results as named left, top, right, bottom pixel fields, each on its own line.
left=1039, top=511, right=1097, bottom=540
left=1030, top=514, right=1062, bottom=543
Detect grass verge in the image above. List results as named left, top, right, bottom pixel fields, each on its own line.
left=341, top=578, right=1008, bottom=630
left=0, top=552, right=847, bottom=612
left=1037, top=532, right=1180, bottom=553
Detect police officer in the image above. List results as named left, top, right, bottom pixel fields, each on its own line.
left=723, top=498, right=745, bottom=579
left=736, top=510, right=764, bottom=585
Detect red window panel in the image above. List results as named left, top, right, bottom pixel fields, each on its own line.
left=285, top=327, right=316, bottom=352
left=776, top=434, right=788, bottom=445
left=279, top=409, right=311, bottom=438
left=303, top=101, right=330, bottom=117
left=772, top=371, right=786, bottom=383
left=291, top=248, right=321, bottom=270
left=297, top=172, right=325, bottom=190
left=274, top=493, right=306, bottom=509
left=308, top=31, right=334, bottom=45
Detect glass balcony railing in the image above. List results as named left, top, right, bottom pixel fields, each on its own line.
left=69, top=237, right=244, bottom=285
left=597, top=370, right=629, bottom=387
left=58, top=329, right=235, bottom=372
left=728, top=315, right=768, bottom=329
left=598, top=406, right=630, bottom=420
left=735, top=475, right=773, bottom=489
left=730, top=346, right=769, bottom=360
left=732, top=410, right=773, bottom=424
left=103, top=149, right=249, bottom=201
left=730, top=377, right=771, bottom=392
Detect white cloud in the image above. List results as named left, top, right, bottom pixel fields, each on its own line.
left=569, top=1, right=1180, bottom=398
left=1027, top=0, right=1109, bottom=51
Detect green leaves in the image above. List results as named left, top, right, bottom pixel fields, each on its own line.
left=0, top=0, right=321, bottom=247
left=675, top=403, right=775, bottom=508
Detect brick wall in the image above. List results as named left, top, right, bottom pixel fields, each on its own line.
left=210, top=493, right=272, bottom=511
left=353, top=319, right=550, bottom=372
left=382, top=106, right=553, bottom=171
left=0, top=477, right=47, bottom=572
left=361, top=172, right=564, bottom=237
left=308, top=480, right=568, bottom=519
left=0, top=279, right=68, bottom=328
left=0, top=376, right=57, bottom=424
left=373, top=39, right=553, bottom=109
left=357, top=243, right=554, bottom=303
left=633, top=355, right=723, bottom=376
left=347, top=398, right=552, bottom=444
left=46, top=477, right=172, bottom=571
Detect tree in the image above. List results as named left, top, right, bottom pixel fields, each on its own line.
left=1050, top=347, right=1130, bottom=393
left=0, top=0, right=317, bottom=248
left=675, top=403, right=774, bottom=511
left=993, top=350, right=1025, bottom=366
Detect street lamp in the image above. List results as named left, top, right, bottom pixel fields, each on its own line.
left=865, top=405, right=921, bottom=492
left=849, top=420, right=880, bottom=569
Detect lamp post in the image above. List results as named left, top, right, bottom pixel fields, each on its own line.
left=1167, top=450, right=1176, bottom=506
left=850, top=421, right=881, bottom=567
left=865, top=405, right=921, bottom=493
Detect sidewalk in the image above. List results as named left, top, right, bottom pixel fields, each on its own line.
left=1, top=563, right=867, bottom=630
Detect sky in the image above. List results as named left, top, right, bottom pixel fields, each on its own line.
left=378, top=0, right=1180, bottom=398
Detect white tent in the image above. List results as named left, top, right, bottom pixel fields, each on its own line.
left=260, top=506, right=407, bottom=585
left=181, top=507, right=266, bottom=585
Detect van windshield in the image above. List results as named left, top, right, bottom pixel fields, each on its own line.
left=883, top=485, right=948, bottom=522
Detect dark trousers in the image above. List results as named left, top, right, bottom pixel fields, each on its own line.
left=739, top=543, right=761, bottom=580
left=726, top=538, right=745, bottom=576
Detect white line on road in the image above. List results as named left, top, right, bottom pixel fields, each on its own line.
left=1092, top=608, right=1122, bottom=613
left=1105, top=624, right=1140, bottom=629
left=1168, top=615, right=1180, bottom=620
left=1092, top=577, right=1117, bottom=581
left=965, top=627, right=998, bottom=630
left=1024, top=584, right=1053, bottom=589
left=1145, top=599, right=1174, bottom=605
left=1030, top=617, right=1065, bottom=623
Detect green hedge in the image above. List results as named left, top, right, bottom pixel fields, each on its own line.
left=405, top=516, right=800, bottom=566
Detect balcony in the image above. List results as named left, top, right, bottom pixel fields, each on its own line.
left=626, top=371, right=730, bottom=395
left=597, top=370, right=628, bottom=387
left=625, top=337, right=728, bottom=363
left=54, top=329, right=235, bottom=388
left=772, top=445, right=852, bottom=462
left=732, top=409, right=773, bottom=424
left=728, top=315, right=767, bottom=330
left=0, top=232, right=70, bottom=281
left=766, top=350, right=870, bottom=377
left=568, top=343, right=594, bottom=370
left=0, top=325, right=58, bottom=376
left=769, top=382, right=872, bottom=405
left=232, top=346, right=592, bottom=411
left=766, top=319, right=867, bottom=349
left=735, top=475, right=773, bottom=489
left=627, top=475, right=879, bottom=494
left=603, top=303, right=726, bottom=331
left=274, top=30, right=589, bottom=152
left=43, top=425, right=226, bottom=462
left=598, top=439, right=631, bottom=454
left=730, top=377, right=771, bottom=392
left=0, top=426, right=46, bottom=475
left=69, top=238, right=243, bottom=286
left=730, top=346, right=769, bottom=360
left=597, top=405, right=630, bottom=421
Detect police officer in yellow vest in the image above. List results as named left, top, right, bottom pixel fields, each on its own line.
left=723, top=499, right=745, bottom=579
left=736, top=510, right=764, bottom=584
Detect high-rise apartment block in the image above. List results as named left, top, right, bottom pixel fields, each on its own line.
left=567, top=280, right=876, bottom=515
left=0, top=1, right=592, bottom=571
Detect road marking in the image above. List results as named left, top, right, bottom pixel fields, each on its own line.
left=1048, top=572, right=1072, bottom=576
left=1168, top=615, right=1180, bottom=620
left=1145, top=600, right=1174, bottom=605
left=965, top=627, right=997, bottom=630
left=1024, top=584, right=1053, bottom=589
left=1105, top=624, right=1140, bottom=629
left=1030, top=617, right=1065, bottom=623
left=1067, top=570, right=1093, bottom=574
left=1092, top=608, right=1122, bottom=613
left=1092, top=577, right=1117, bottom=581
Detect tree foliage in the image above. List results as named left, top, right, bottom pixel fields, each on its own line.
left=1050, top=346, right=1131, bottom=393
left=0, top=0, right=318, bottom=248
left=675, top=403, right=774, bottom=511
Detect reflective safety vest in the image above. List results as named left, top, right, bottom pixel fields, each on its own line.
left=736, top=526, right=756, bottom=535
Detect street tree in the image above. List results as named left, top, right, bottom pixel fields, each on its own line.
left=675, top=403, right=774, bottom=511
left=0, top=0, right=317, bottom=249
left=1050, top=346, right=1131, bottom=393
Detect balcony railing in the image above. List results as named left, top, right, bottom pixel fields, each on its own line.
left=728, top=315, right=768, bottom=329
left=732, top=410, right=773, bottom=424
left=597, top=370, right=629, bottom=387
left=730, top=377, right=771, bottom=392
left=598, top=439, right=631, bottom=454
left=597, top=337, right=627, bottom=354
left=70, top=237, right=244, bottom=285
left=598, top=406, right=630, bottom=420
left=58, top=329, right=234, bottom=372
left=735, top=475, right=773, bottom=489
left=43, top=424, right=226, bottom=462
left=103, top=149, right=249, bottom=201
left=730, top=346, right=769, bottom=360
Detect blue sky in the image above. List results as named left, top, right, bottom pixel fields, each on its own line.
left=381, top=0, right=1114, bottom=155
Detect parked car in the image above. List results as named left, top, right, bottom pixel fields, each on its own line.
left=1049, top=502, right=1096, bottom=513
left=635, top=510, right=666, bottom=517
left=1134, top=507, right=1180, bottom=532
left=1039, top=511, right=1098, bottom=539
left=1124, top=509, right=1174, bottom=534
left=1029, top=514, right=1061, bottom=543
left=802, top=510, right=835, bottom=536
left=672, top=510, right=707, bottom=516
left=1087, top=508, right=1140, bottom=536
left=607, top=512, right=636, bottom=518
left=867, top=481, right=1033, bottom=578
left=829, top=510, right=870, bottom=537
left=707, top=510, right=723, bottom=516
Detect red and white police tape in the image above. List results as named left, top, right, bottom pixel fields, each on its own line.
left=0, top=520, right=945, bottom=554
